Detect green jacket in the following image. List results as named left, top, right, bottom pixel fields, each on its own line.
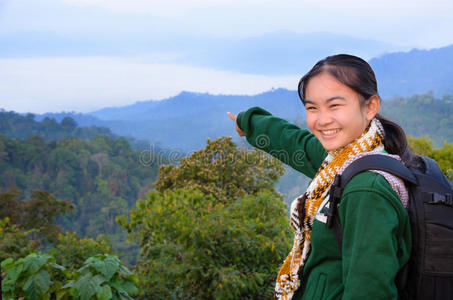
left=237, top=107, right=411, bottom=300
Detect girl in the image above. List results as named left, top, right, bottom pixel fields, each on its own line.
left=228, top=54, right=413, bottom=300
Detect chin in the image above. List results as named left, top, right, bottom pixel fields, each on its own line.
left=321, top=140, right=347, bottom=152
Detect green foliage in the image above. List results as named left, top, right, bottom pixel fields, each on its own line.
left=381, top=93, right=453, bottom=146
left=0, top=188, right=74, bottom=245
left=0, top=132, right=161, bottom=260
left=63, top=254, right=139, bottom=300
left=1, top=253, right=64, bottom=300
left=154, top=136, right=285, bottom=203
left=118, top=137, right=291, bottom=299
left=0, top=111, right=114, bottom=141
left=48, top=232, right=112, bottom=272
left=0, top=217, right=39, bottom=261
left=408, top=136, right=453, bottom=180
left=118, top=187, right=291, bottom=299
left=1, top=253, right=138, bottom=300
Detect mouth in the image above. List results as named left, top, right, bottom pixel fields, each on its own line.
left=319, top=128, right=341, bottom=138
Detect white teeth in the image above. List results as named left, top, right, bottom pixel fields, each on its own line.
left=321, top=129, right=339, bottom=135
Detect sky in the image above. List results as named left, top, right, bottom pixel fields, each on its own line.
left=1, top=0, right=453, bottom=113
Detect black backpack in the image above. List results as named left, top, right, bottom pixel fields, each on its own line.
left=325, top=154, right=453, bottom=300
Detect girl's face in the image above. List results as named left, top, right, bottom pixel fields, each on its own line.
left=304, top=72, right=378, bottom=151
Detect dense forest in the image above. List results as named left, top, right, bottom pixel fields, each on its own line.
left=0, top=110, right=114, bottom=141
left=0, top=113, right=169, bottom=266
left=380, top=93, right=453, bottom=145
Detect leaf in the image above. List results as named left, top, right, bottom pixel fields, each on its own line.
left=92, top=260, right=107, bottom=279
left=49, top=261, right=66, bottom=271
left=95, top=285, right=113, bottom=300
left=5, top=262, right=24, bottom=282
left=118, top=264, right=133, bottom=277
left=92, top=274, right=106, bottom=286
left=102, top=255, right=120, bottom=281
left=23, top=253, right=51, bottom=274
left=23, top=269, right=51, bottom=300
left=1, top=257, right=13, bottom=267
left=72, top=273, right=97, bottom=300
left=110, top=278, right=139, bottom=296
left=117, top=291, right=134, bottom=300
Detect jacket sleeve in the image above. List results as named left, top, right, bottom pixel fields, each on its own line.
left=236, top=106, right=327, bottom=178
left=338, top=172, right=412, bottom=300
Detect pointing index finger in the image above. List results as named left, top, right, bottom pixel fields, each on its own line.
left=227, top=112, right=236, bottom=121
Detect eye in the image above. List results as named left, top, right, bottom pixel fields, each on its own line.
left=330, top=103, right=342, bottom=109
left=305, top=105, right=317, bottom=111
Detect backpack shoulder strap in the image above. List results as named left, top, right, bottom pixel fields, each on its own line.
left=340, top=154, right=417, bottom=189
left=420, top=156, right=453, bottom=189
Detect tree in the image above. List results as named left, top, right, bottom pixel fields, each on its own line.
left=118, top=188, right=291, bottom=299
left=0, top=217, right=39, bottom=262
left=0, top=189, right=74, bottom=245
left=48, top=232, right=111, bottom=272
left=118, top=137, right=291, bottom=299
left=153, top=136, right=285, bottom=204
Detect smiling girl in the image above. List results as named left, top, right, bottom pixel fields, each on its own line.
left=228, top=54, right=413, bottom=300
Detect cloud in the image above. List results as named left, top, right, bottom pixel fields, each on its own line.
left=0, top=56, right=299, bottom=113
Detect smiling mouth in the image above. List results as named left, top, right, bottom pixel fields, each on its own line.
left=320, top=129, right=340, bottom=135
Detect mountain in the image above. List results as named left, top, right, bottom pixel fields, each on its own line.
left=87, top=89, right=303, bottom=151
left=370, top=45, right=453, bottom=99
left=34, top=91, right=451, bottom=153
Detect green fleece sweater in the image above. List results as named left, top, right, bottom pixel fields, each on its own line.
left=237, top=107, right=411, bottom=300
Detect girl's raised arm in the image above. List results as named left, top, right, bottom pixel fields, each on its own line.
left=228, top=107, right=327, bottom=178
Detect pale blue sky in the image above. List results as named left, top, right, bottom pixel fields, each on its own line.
left=1, top=0, right=453, bottom=113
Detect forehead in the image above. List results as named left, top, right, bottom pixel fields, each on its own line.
left=304, top=72, right=359, bottom=102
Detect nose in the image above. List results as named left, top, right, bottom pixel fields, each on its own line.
left=317, top=110, right=333, bottom=127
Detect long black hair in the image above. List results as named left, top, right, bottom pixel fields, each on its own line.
left=297, top=54, right=417, bottom=166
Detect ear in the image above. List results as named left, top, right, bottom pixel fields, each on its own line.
left=365, top=95, right=380, bottom=121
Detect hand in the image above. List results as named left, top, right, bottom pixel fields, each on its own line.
left=227, top=112, right=246, bottom=137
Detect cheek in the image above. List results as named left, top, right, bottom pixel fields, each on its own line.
left=305, top=113, right=316, bottom=131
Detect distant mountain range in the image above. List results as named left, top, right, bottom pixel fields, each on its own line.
left=36, top=91, right=453, bottom=152
left=370, top=45, right=453, bottom=98
left=38, top=89, right=303, bottom=151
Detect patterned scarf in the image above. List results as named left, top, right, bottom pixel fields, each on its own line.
left=274, top=118, right=386, bottom=299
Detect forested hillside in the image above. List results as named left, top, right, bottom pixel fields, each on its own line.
left=0, top=110, right=114, bottom=141
left=0, top=133, right=161, bottom=236
left=380, top=93, right=453, bottom=145
left=0, top=114, right=168, bottom=265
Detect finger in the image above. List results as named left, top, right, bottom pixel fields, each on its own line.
left=227, top=112, right=236, bottom=121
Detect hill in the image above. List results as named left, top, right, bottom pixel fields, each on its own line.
left=68, top=89, right=304, bottom=151
left=76, top=91, right=453, bottom=152
left=0, top=110, right=113, bottom=141
left=370, top=45, right=453, bottom=99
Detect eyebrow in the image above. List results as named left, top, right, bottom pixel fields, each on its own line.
left=304, top=96, right=347, bottom=105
